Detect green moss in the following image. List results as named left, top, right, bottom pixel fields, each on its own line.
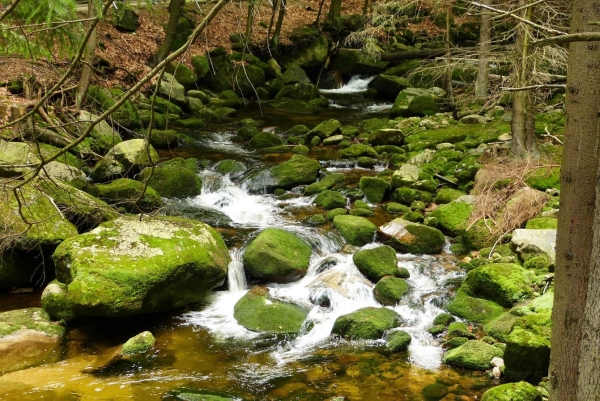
left=121, top=331, right=155, bottom=355
left=314, top=190, right=347, bottom=210
left=525, top=167, right=560, bottom=191
left=422, top=383, right=449, bottom=400
left=333, top=215, right=377, bottom=246
left=332, top=307, right=401, bottom=340
left=447, top=322, right=476, bottom=339
left=215, top=159, right=246, bottom=175
left=525, top=217, right=558, bottom=230
left=243, top=228, right=312, bottom=283
left=523, top=256, right=550, bottom=271
left=350, top=208, right=375, bottom=217
left=444, top=336, right=468, bottom=350
left=191, top=55, right=210, bottom=79
left=326, top=208, right=347, bottom=220
left=234, top=287, right=308, bottom=334
left=248, top=132, right=284, bottom=148
left=462, top=263, right=534, bottom=307
left=428, top=324, right=446, bottom=335
left=139, top=158, right=202, bottom=199
left=384, top=202, right=410, bottom=215
left=354, top=200, right=371, bottom=210
left=386, top=330, right=412, bottom=352
left=374, top=277, right=409, bottom=305
left=269, top=155, right=321, bottom=190
left=88, top=178, right=163, bottom=213
left=0, top=308, right=64, bottom=338
left=434, top=188, right=466, bottom=204
left=338, top=144, right=379, bottom=158
left=442, top=340, right=503, bottom=370
left=392, top=187, right=431, bottom=206
left=433, top=313, right=454, bottom=326
left=35, top=143, right=82, bottom=168
left=381, top=219, right=445, bottom=254
left=481, top=381, right=542, bottom=401
left=484, top=312, right=520, bottom=342
left=503, top=326, right=551, bottom=383
left=176, top=118, right=205, bottom=129
left=359, top=177, right=389, bottom=204
left=353, top=246, right=399, bottom=282
left=447, top=289, right=505, bottom=323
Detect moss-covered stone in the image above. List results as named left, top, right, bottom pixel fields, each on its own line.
left=386, top=330, right=412, bottom=352
left=304, top=173, right=345, bottom=195
left=374, top=276, right=409, bottom=306
left=444, top=336, right=468, bottom=350
left=523, top=256, right=550, bottom=271
left=166, top=64, right=198, bottom=90
left=41, top=280, right=77, bottom=322
left=53, top=217, right=230, bottom=317
left=327, top=208, right=347, bottom=220
left=265, top=97, right=320, bottom=114
left=333, top=215, right=378, bottom=246
left=433, top=313, right=455, bottom=326
left=269, top=155, right=321, bottom=189
left=306, top=119, right=342, bottom=142
left=428, top=200, right=472, bottom=236
left=338, top=144, right=379, bottom=158
left=504, top=326, right=551, bottom=383
left=447, top=289, right=505, bottom=323
left=88, top=178, right=162, bottom=213
left=392, top=187, right=432, bottom=206
left=122, top=331, right=155, bottom=355
left=0, top=308, right=65, bottom=374
left=248, top=131, right=284, bottom=148
left=481, top=381, right=542, bottom=401
left=275, top=83, right=320, bottom=102
left=353, top=245, right=400, bottom=282
left=462, top=263, right=533, bottom=307
left=434, top=188, right=466, bottom=204
left=243, top=228, right=312, bottom=283
left=76, top=110, right=124, bottom=155
left=428, top=324, right=446, bottom=335
left=447, top=322, right=476, bottom=339
left=234, top=287, right=308, bottom=334
left=191, top=55, right=210, bottom=79
left=422, top=383, right=449, bottom=400
left=525, top=167, right=560, bottom=191
left=330, top=49, right=389, bottom=77
left=385, top=202, right=410, bottom=215
left=215, top=159, right=246, bottom=175
left=379, top=218, right=445, bottom=254
left=313, top=190, right=347, bottom=210
left=139, top=157, right=202, bottom=198
left=525, top=217, right=558, bottom=230
left=91, top=139, right=160, bottom=183
left=332, top=307, right=401, bottom=340
left=359, top=177, right=389, bottom=204
left=442, top=340, right=504, bottom=370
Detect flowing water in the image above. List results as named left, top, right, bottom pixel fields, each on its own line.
left=0, top=78, right=494, bottom=400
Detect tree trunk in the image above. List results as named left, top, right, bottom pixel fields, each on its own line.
left=152, top=0, right=185, bottom=67
left=509, top=0, right=538, bottom=159
left=75, top=0, right=98, bottom=107
left=325, top=0, right=342, bottom=30
left=549, top=0, right=600, bottom=399
left=270, top=0, right=286, bottom=52
left=444, top=4, right=455, bottom=117
left=475, top=0, right=491, bottom=98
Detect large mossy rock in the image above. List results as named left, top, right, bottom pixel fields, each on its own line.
left=112, top=3, right=140, bottom=32
left=330, top=49, right=389, bottom=77
left=140, top=157, right=202, bottom=198
left=281, top=65, right=311, bottom=84
left=359, top=176, right=389, bottom=204
left=0, top=139, right=39, bottom=178
left=353, top=245, right=399, bottom=282
left=306, top=119, right=342, bottom=141
left=304, top=172, right=345, bottom=195
left=386, top=330, right=412, bottom=352
left=332, top=307, right=401, bottom=340
left=462, top=263, right=533, bottom=307
left=428, top=199, right=473, bottom=237
left=76, top=111, right=123, bottom=155
left=442, top=340, right=503, bottom=370
left=379, top=218, right=445, bottom=254
left=368, top=129, right=405, bottom=146
left=90, top=139, right=160, bottom=182
left=481, top=382, right=542, bottom=401
left=154, top=72, right=186, bottom=106
left=243, top=228, right=312, bottom=283
left=268, top=154, right=321, bottom=190
left=333, top=215, right=378, bottom=246
left=87, top=178, right=163, bottom=213
left=0, top=308, right=65, bottom=374
left=280, top=34, right=329, bottom=69
left=234, top=287, right=309, bottom=334
left=0, top=183, right=78, bottom=250
left=368, top=75, right=412, bottom=99
left=374, top=276, right=409, bottom=306
left=51, top=217, right=230, bottom=317
left=248, top=131, right=284, bottom=148
left=314, top=190, right=347, bottom=210
left=390, top=88, right=431, bottom=118
left=275, top=83, right=320, bottom=101
left=447, top=289, right=505, bottom=323
left=510, top=229, right=557, bottom=265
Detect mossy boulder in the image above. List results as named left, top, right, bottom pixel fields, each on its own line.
left=166, top=64, right=198, bottom=90
left=462, top=263, right=533, bottom=307
left=447, top=322, right=476, bottom=339
left=0, top=183, right=78, bottom=251
left=359, top=177, right=389, bottom=204
left=433, top=313, right=455, bottom=326
left=90, top=139, right=160, bottom=183
left=88, top=178, right=163, bottom=213
left=269, top=154, right=321, bottom=189
left=139, top=157, right=202, bottom=198
left=281, top=65, right=311, bottom=85
left=327, top=208, right=348, bottom=220
left=306, top=119, right=342, bottom=141
left=392, top=187, right=432, bottom=206
left=503, top=326, right=551, bottom=383
left=52, top=217, right=230, bottom=317
left=338, top=144, right=379, bottom=159
left=154, top=72, right=187, bottom=106
left=234, top=287, right=309, bottom=334
left=304, top=173, right=345, bottom=195
left=149, top=129, right=179, bottom=149
left=385, top=202, right=411, bottom=215
left=422, top=383, right=449, bottom=400
left=191, top=55, right=210, bottom=79
left=314, top=190, right=347, bottom=210
left=243, top=228, right=312, bottom=283
left=510, top=229, right=557, bottom=265
left=146, top=96, right=183, bottom=115
left=481, top=382, right=542, bottom=401
left=434, top=188, right=466, bottom=204
left=275, top=83, right=320, bottom=101
left=122, top=331, right=155, bottom=355
left=331, top=307, right=401, bottom=340
left=76, top=111, right=123, bottom=155
left=41, top=280, right=77, bottom=322
left=280, top=34, right=329, bottom=69
left=442, top=340, right=504, bottom=370
left=446, top=289, right=505, bottom=323
left=353, top=245, right=400, bottom=282
left=112, top=3, right=139, bottom=32
left=374, top=276, right=409, bottom=306
left=215, top=159, right=247, bottom=175
left=248, top=131, right=284, bottom=148
left=390, top=88, right=431, bottom=118
left=333, top=215, right=378, bottom=246
left=379, top=218, right=445, bottom=254
left=0, top=308, right=65, bottom=374
left=386, top=330, right=412, bottom=352
left=368, top=129, right=405, bottom=146
left=330, top=49, right=389, bottom=77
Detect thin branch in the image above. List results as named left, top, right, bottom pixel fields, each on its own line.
left=472, top=1, right=567, bottom=35
left=489, top=0, right=546, bottom=21
left=531, top=32, right=600, bottom=48
left=0, top=0, right=21, bottom=24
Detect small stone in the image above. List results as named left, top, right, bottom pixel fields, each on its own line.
left=492, top=366, right=502, bottom=378
left=491, top=357, right=504, bottom=367
left=498, top=133, right=512, bottom=141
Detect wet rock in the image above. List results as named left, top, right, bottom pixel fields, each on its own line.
left=422, top=383, right=449, bottom=400
left=234, top=287, right=308, bottom=334
left=41, top=280, right=77, bottom=322
left=268, top=154, right=321, bottom=190
left=461, top=263, right=534, bottom=307
left=139, top=157, right=202, bottom=198
left=76, top=111, right=123, bottom=155
left=390, top=88, right=431, bottom=118
left=243, top=228, right=312, bottom=283
left=122, top=331, right=155, bottom=355
left=333, top=215, right=378, bottom=246
left=248, top=131, right=284, bottom=148
left=214, top=159, right=246, bottom=176
left=359, top=177, right=389, bottom=204
left=308, top=268, right=372, bottom=307
left=368, top=128, right=405, bottom=146
left=480, top=381, right=542, bottom=401
left=306, top=119, right=342, bottom=141
left=90, top=139, right=160, bottom=182
left=444, top=336, right=468, bottom=350
left=433, top=313, right=454, bottom=326
left=314, top=190, right=347, bottom=210
left=154, top=72, right=187, bottom=106
left=442, top=340, right=504, bottom=370
left=330, top=49, right=389, bottom=77
left=332, top=307, right=401, bottom=340
left=165, top=389, right=237, bottom=401
left=447, top=322, right=475, bottom=339
left=446, top=289, right=505, bottom=324
left=386, top=330, right=412, bottom=352
left=280, top=34, right=329, bottom=69
left=374, top=276, right=409, bottom=306
left=282, top=65, right=311, bottom=85
left=87, top=178, right=163, bottom=213
left=52, top=216, right=230, bottom=317
left=379, top=218, right=445, bottom=254
left=353, top=245, right=400, bottom=282
left=0, top=308, right=64, bottom=374
left=510, top=229, right=557, bottom=265
left=305, top=173, right=345, bottom=195
left=338, top=144, right=379, bottom=159
left=275, top=82, right=320, bottom=102
left=434, top=188, right=466, bottom=204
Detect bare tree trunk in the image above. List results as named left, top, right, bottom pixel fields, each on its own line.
left=444, top=4, right=455, bottom=117
left=270, top=0, right=286, bottom=52
left=75, top=0, right=98, bottom=108
left=152, top=0, right=185, bottom=67
left=549, top=0, right=600, bottom=399
left=510, top=0, right=538, bottom=159
left=475, top=0, right=491, bottom=98
left=362, top=0, right=369, bottom=16
left=325, top=0, right=342, bottom=30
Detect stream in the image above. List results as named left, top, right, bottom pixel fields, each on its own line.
left=0, top=78, right=494, bottom=400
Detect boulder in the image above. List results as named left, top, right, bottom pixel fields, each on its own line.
left=481, top=382, right=542, bottom=401
left=374, top=276, right=409, bottom=306
left=461, top=114, right=492, bottom=124
left=76, top=111, right=123, bottom=155
left=191, top=55, right=210, bottom=79
left=112, top=4, right=139, bottom=32
left=390, top=88, right=431, bottom=118
left=368, top=129, right=405, bottom=146
left=167, top=64, right=198, bottom=90
left=155, top=72, right=187, bottom=106
left=215, top=159, right=247, bottom=176
left=0, top=308, right=64, bottom=374
left=234, top=287, right=309, bottom=334
left=122, top=331, right=155, bottom=356
left=306, top=119, right=342, bottom=141
left=338, top=144, right=379, bottom=158
left=359, top=177, right=389, bottom=204
left=248, top=132, right=284, bottom=148
left=333, top=215, right=378, bottom=246
left=87, top=178, right=163, bottom=213
left=434, top=188, right=466, bottom=204
left=510, top=229, right=557, bottom=265
left=447, top=322, right=476, bottom=339
left=379, top=218, right=445, bottom=254
left=41, top=280, right=77, bottom=322
left=503, top=327, right=551, bottom=383
left=332, top=307, right=401, bottom=340
left=330, top=49, right=389, bottom=77
left=139, top=157, right=202, bottom=198
left=428, top=199, right=473, bottom=237
left=446, top=289, right=505, bottom=323
left=314, top=190, right=347, bottom=210
left=391, top=164, right=420, bottom=189
left=368, top=75, right=412, bottom=99
left=275, top=83, right=320, bottom=101
left=353, top=245, right=400, bottom=282
left=442, top=340, right=504, bottom=370
left=461, top=263, right=533, bottom=307
left=280, top=34, right=329, bottom=69
left=0, top=140, right=39, bottom=178
left=304, top=173, right=345, bottom=195
left=39, top=161, right=85, bottom=183
left=264, top=97, right=319, bottom=114
left=282, top=65, right=311, bottom=85
left=269, top=154, right=321, bottom=189
left=90, top=139, right=160, bottom=182
left=243, top=228, right=312, bottom=283
left=52, top=216, right=230, bottom=317
left=386, top=330, right=412, bottom=352
left=149, top=129, right=179, bottom=149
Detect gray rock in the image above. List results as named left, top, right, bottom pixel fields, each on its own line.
left=155, top=72, right=186, bottom=106
left=91, top=139, right=159, bottom=182
left=461, top=114, right=492, bottom=124
left=0, top=140, right=38, bottom=178
left=511, top=229, right=557, bottom=264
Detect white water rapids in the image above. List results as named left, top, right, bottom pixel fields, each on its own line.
left=181, top=167, right=463, bottom=371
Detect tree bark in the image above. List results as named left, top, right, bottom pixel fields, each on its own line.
left=549, top=1, right=600, bottom=399
left=509, top=0, right=538, bottom=159
left=444, top=4, right=455, bottom=116
left=75, top=0, right=98, bottom=107
left=152, top=0, right=185, bottom=67
left=270, top=0, right=286, bottom=52
left=325, top=0, right=342, bottom=30
left=475, top=0, right=491, bottom=98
